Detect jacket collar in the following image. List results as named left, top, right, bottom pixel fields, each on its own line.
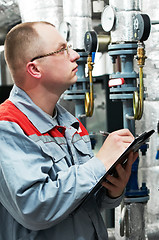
left=9, top=85, right=79, bottom=134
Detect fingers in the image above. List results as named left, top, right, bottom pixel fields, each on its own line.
left=124, top=151, right=139, bottom=172
left=101, top=173, right=125, bottom=198
left=96, top=128, right=135, bottom=172
left=115, top=152, right=139, bottom=180
left=113, top=128, right=134, bottom=139
left=107, top=129, right=134, bottom=148
left=101, top=152, right=139, bottom=198
left=105, top=173, right=121, bottom=187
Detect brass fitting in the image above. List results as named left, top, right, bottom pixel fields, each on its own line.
left=85, top=55, right=94, bottom=117
left=136, top=42, right=147, bottom=67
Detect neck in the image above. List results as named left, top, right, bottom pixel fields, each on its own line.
left=16, top=75, right=63, bottom=116
left=25, top=87, right=60, bottom=116
left=32, top=94, right=58, bottom=116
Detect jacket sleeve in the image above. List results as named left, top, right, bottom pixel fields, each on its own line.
left=0, top=120, right=106, bottom=231
left=95, top=186, right=124, bottom=211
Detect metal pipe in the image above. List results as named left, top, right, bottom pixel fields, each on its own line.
left=109, top=0, right=141, bottom=10
left=62, top=0, right=92, bottom=50
left=107, top=1, right=150, bottom=239
left=109, top=0, right=141, bottom=43
left=16, top=0, right=63, bottom=28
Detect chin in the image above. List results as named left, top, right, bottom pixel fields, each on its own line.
left=70, top=76, right=78, bottom=85
left=73, top=75, right=78, bottom=82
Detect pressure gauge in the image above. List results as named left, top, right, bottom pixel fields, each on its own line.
left=59, top=21, right=71, bottom=42
left=84, top=31, right=98, bottom=54
left=101, top=5, right=115, bottom=32
left=133, top=14, right=151, bottom=42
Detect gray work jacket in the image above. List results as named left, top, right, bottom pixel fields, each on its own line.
left=0, top=85, right=123, bottom=240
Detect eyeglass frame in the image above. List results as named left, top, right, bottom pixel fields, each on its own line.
left=30, top=44, right=72, bottom=62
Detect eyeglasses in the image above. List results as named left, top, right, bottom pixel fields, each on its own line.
left=30, top=44, right=72, bottom=62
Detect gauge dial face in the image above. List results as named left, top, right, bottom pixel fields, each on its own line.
left=84, top=31, right=98, bottom=54
left=59, top=21, right=71, bottom=41
left=133, top=14, right=151, bottom=41
left=101, top=5, right=115, bottom=32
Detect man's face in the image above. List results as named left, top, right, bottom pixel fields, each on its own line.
left=35, top=24, right=80, bottom=95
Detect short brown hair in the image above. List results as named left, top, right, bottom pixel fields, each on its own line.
left=4, top=21, right=54, bottom=75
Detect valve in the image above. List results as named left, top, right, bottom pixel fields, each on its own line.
left=84, top=31, right=110, bottom=117
left=132, top=14, right=151, bottom=120
left=85, top=54, right=94, bottom=117
left=84, top=31, right=97, bottom=117
left=133, top=42, right=146, bottom=120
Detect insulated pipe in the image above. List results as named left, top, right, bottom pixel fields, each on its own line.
left=62, top=0, right=93, bottom=122
left=109, top=0, right=141, bottom=43
left=109, top=0, right=141, bottom=10
left=107, top=1, right=149, bottom=239
left=16, top=0, right=63, bottom=29
left=62, top=0, right=92, bottom=50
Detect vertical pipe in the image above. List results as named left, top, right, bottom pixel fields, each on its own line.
left=107, top=1, right=148, bottom=238
left=62, top=0, right=92, bottom=49
left=122, top=101, right=135, bottom=134
left=16, top=0, right=63, bottom=28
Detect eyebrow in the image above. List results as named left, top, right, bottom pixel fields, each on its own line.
left=56, top=42, right=67, bottom=49
left=30, top=41, right=69, bottom=62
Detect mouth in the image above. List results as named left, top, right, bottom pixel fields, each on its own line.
left=72, top=65, right=78, bottom=72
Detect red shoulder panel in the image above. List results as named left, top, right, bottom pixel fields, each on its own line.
left=0, top=99, right=42, bottom=136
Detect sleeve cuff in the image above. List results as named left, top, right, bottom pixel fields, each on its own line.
left=82, top=156, right=106, bottom=184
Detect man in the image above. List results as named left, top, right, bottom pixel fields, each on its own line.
left=0, top=21, right=138, bottom=240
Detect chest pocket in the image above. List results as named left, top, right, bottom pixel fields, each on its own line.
left=45, top=142, right=67, bottom=163
left=39, top=140, right=66, bottom=163
left=73, top=135, right=94, bottom=164
left=73, top=140, right=90, bottom=155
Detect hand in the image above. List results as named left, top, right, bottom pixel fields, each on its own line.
left=96, top=129, right=134, bottom=171
left=101, top=151, right=139, bottom=198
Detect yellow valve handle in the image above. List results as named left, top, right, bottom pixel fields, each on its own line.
left=85, top=84, right=94, bottom=117
left=133, top=42, right=146, bottom=120
left=138, top=67, right=144, bottom=119
left=133, top=91, right=139, bottom=119
left=85, top=55, right=94, bottom=117
left=85, top=92, right=90, bottom=116
left=133, top=67, right=144, bottom=120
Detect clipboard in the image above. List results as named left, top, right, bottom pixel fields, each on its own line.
left=105, top=129, right=155, bottom=177
left=82, top=129, right=155, bottom=203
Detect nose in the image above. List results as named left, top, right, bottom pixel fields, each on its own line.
left=69, top=48, right=80, bottom=62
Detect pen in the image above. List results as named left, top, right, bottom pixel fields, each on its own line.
left=99, top=131, right=110, bottom=137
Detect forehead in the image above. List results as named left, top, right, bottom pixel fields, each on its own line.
left=35, top=23, right=66, bottom=49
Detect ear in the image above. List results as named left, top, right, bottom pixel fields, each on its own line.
left=26, top=62, right=41, bottom=79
